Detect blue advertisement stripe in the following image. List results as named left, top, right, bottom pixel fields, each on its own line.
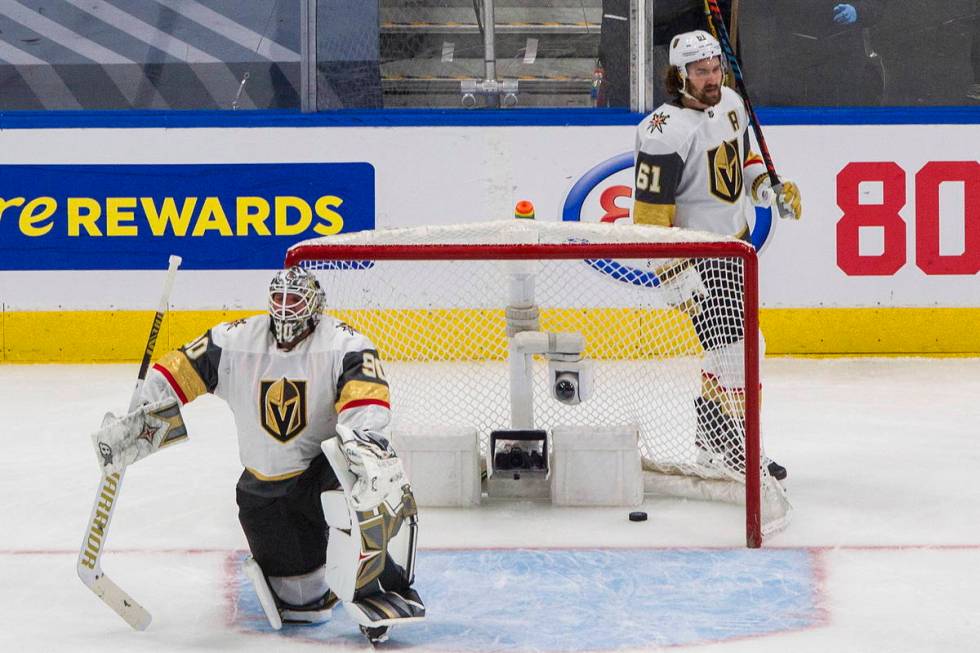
left=2, top=106, right=978, bottom=129
left=0, top=162, right=375, bottom=270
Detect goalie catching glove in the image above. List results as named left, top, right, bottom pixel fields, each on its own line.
left=91, top=399, right=188, bottom=476
left=335, top=423, right=406, bottom=511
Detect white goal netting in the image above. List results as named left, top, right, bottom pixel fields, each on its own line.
left=287, top=220, right=791, bottom=542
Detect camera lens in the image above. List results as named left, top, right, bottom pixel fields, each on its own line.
left=555, top=378, right=576, bottom=401
left=507, top=446, right=529, bottom=469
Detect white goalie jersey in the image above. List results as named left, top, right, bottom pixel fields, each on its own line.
left=140, top=314, right=391, bottom=484
left=632, top=86, right=767, bottom=237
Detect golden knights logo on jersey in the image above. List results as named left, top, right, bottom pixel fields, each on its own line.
left=260, top=377, right=308, bottom=443
left=706, top=137, right=743, bottom=203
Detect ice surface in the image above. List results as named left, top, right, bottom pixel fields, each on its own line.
left=2, top=359, right=979, bottom=652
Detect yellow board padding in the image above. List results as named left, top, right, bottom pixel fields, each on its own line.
left=760, top=308, right=980, bottom=355
left=329, top=307, right=701, bottom=361
left=328, top=308, right=511, bottom=361
left=2, top=307, right=980, bottom=363
left=2, top=309, right=259, bottom=364
left=4, top=310, right=161, bottom=363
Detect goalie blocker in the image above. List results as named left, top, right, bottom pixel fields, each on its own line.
left=90, top=399, right=188, bottom=477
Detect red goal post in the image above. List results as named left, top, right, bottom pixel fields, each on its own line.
left=286, top=221, right=787, bottom=547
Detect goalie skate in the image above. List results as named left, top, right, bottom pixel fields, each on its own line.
left=361, top=625, right=389, bottom=645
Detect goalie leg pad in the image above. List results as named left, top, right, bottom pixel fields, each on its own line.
left=321, top=438, right=425, bottom=626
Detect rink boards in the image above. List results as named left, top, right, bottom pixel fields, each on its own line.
left=0, top=114, right=977, bottom=358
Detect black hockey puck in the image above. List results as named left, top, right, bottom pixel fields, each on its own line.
left=628, top=511, right=648, bottom=522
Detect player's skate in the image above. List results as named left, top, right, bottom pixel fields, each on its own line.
left=694, top=397, right=787, bottom=480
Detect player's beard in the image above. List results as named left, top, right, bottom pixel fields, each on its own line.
left=695, top=84, right=722, bottom=106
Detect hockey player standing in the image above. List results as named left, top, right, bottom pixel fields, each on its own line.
left=632, top=30, right=801, bottom=481
left=91, top=266, right=424, bottom=643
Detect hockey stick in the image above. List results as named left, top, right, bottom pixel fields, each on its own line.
left=729, top=0, right=740, bottom=54
left=704, top=0, right=794, bottom=219
left=77, top=255, right=182, bottom=630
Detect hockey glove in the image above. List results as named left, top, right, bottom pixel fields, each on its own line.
left=335, top=423, right=406, bottom=511
left=833, top=4, right=858, bottom=24
left=92, top=398, right=188, bottom=476
left=751, top=176, right=802, bottom=220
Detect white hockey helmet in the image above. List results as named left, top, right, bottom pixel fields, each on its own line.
left=669, top=30, right=723, bottom=76
left=268, top=266, right=325, bottom=348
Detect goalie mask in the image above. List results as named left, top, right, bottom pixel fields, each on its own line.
left=268, top=266, right=325, bottom=349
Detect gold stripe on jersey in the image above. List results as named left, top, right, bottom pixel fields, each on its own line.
left=155, top=350, right=208, bottom=402
left=633, top=201, right=675, bottom=227
left=245, top=466, right=305, bottom=482
left=336, top=379, right=391, bottom=413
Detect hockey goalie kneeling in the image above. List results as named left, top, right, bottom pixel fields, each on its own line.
left=89, top=265, right=424, bottom=644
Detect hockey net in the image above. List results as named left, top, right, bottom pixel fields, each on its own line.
left=286, top=220, right=791, bottom=545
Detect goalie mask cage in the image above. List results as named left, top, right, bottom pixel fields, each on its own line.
left=286, top=221, right=791, bottom=547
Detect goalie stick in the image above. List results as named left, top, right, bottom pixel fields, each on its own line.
left=77, top=255, right=182, bottom=630
left=703, top=0, right=794, bottom=220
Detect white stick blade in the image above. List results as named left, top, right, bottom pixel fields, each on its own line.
left=84, top=575, right=152, bottom=631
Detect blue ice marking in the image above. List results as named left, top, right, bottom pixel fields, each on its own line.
left=230, top=548, right=822, bottom=650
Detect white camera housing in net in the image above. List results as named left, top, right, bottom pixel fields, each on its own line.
left=548, top=359, right=593, bottom=405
